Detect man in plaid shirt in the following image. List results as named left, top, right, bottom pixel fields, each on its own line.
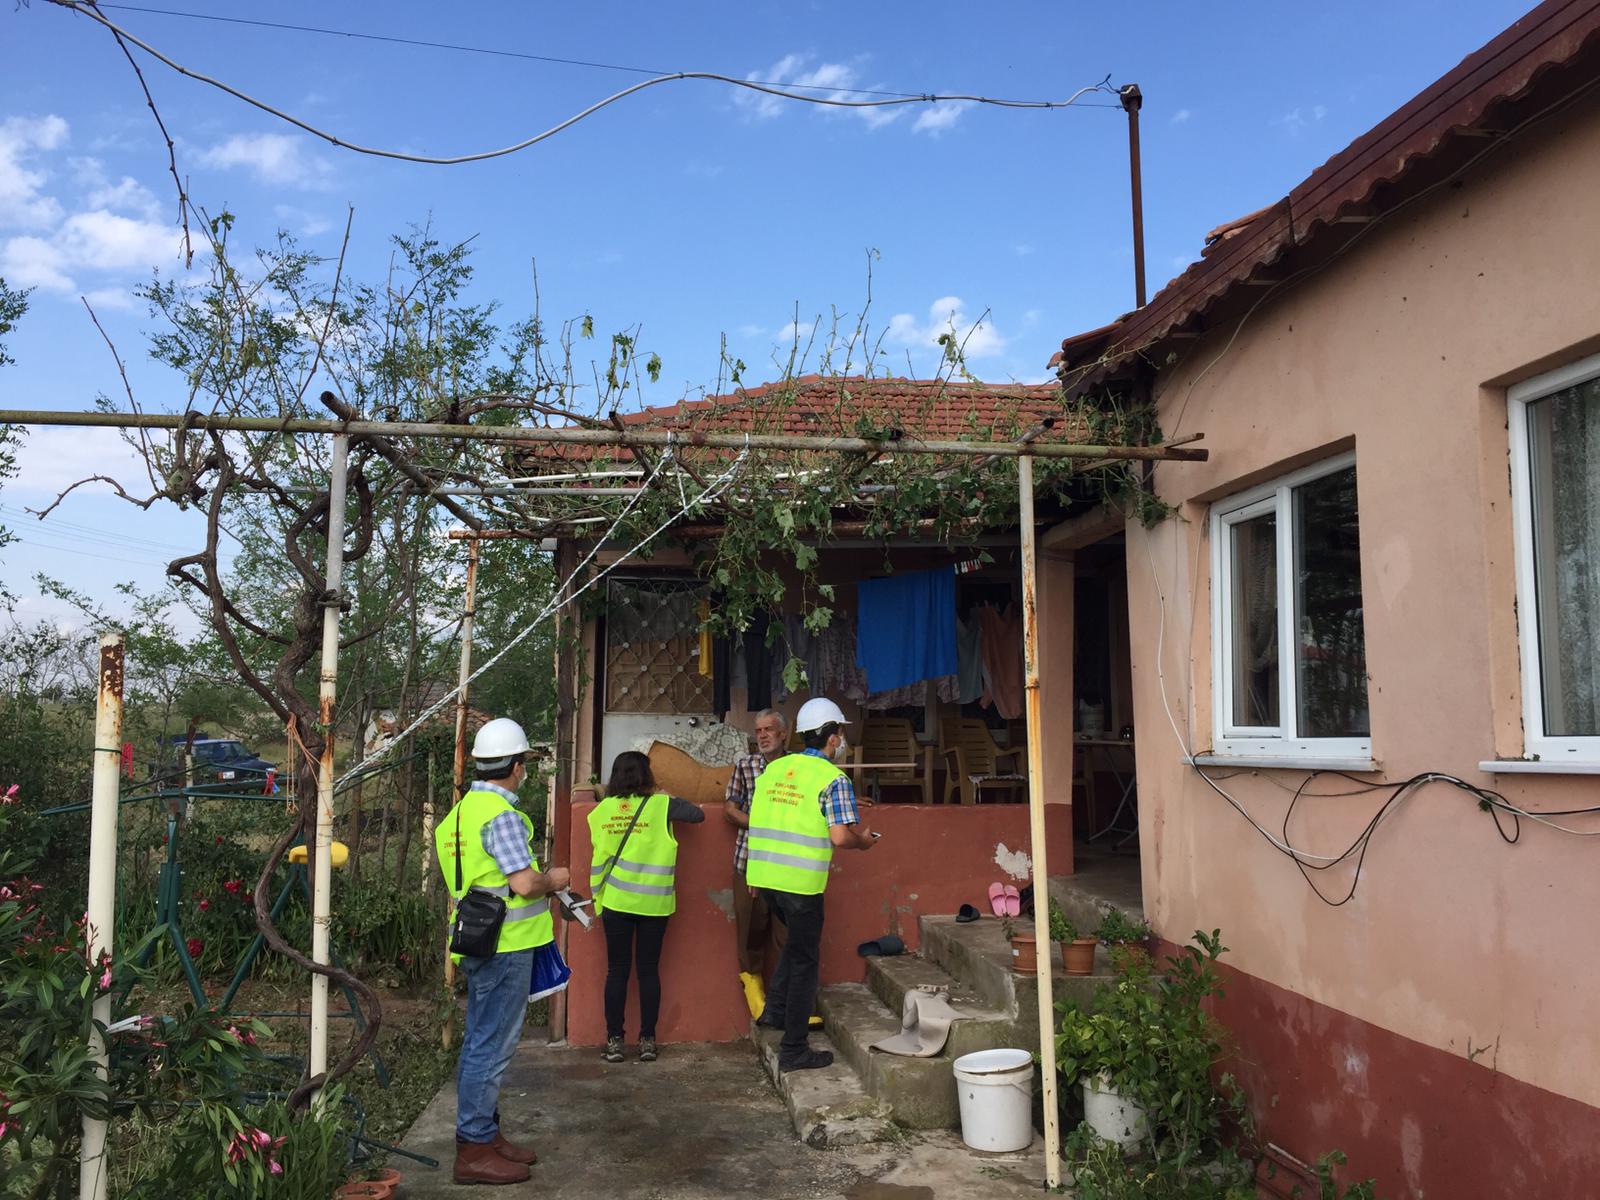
left=722, top=709, right=790, bottom=976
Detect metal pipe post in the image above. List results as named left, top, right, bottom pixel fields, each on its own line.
left=1121, top=83, right=1147, bottom=308
left=1017, top=456, right=1062, bottom=1187
left=80, top=634, right=125, bottom=1200
left=452, top=537, right=482, bottom=801
left=308, top=434, right=350, bottom=1107
left=420, top=749, right=437, bottom=897
left=443, top=537, right=481, bottom=1004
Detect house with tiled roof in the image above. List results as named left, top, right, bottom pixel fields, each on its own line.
left=536, top=372, right=1117, bottom=1051
left=1039, top=0, right=1600, bottom=1192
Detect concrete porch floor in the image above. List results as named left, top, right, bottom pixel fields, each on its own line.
left=395, top=1036, right=1048, bottom=1200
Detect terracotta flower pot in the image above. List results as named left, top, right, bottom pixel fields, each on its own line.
left=1008, top=931, right=1037, bottom=975
left=369, top=1167, right=402, bottom=1189
left=334, top=1180, right=395, bottom=1200
left=1060, top=936, right=1098, bottom=975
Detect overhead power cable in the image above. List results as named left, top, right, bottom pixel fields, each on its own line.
left=93, top=2, right=1115, bottom=105
left=52, top=1, right=1119, bottom=168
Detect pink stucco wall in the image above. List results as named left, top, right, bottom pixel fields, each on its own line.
left=1121, top=92, right=1600, bottom=1189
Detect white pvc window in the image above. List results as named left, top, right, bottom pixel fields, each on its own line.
left=1508, top=352, right=1600, bottom=764
left=1210, top=453, right=1370, bottom=760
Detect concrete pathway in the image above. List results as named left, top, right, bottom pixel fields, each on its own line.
left=395, top=1038, right=1049, bottom=1200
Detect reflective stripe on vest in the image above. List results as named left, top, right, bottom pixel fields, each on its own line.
left=433, top=788, right=555, bottom=958
left=745, top=753, right=842, bottom=896
left=587, top=793, right=679, bottom=916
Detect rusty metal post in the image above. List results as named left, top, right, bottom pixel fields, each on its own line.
left=420, top=749, right=437, bottom=897
left=1018, top=456, right=1062, bottom=1187
left=1121, top=83, right=1147, bottom=308
left=442, top=536, right=481, bottom=1013
left=452, top=537, right=482, bottom=803
left=80, top=633, right=124, bottom=1200
left=308, top=433, right=349, bottom=1107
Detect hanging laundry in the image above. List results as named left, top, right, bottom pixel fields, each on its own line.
left=955, top=615, right=984, bottom=705
left=812, top=619, right=869, bottom=702
left=976, top=603, right=1025, bottom=719
left=711, top=634, right=731, bottom=719
left=742, top=610, right=773, bottom=711
left=855, top=566, right=957, bottom=693
left=697, top=600, right=713, bottom=678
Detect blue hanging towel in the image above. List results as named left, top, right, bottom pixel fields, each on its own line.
left=855, top=566, right=957, bottom=693
left=529, top=940, right=572, bottom=1002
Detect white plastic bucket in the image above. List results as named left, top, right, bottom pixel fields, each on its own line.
left=1082, top=1074, right=1148, bottom=1147
left=952, top=1048, right=1034, bottom=1152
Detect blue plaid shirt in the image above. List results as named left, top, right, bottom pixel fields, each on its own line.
left=473, top=780, right=533, bottom=877
left=732, top=749, right=858, bottom=874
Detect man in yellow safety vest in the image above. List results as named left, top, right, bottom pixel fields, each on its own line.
left=746, top=697, right=876, bottom=1071
left=434, top=717, right=568, bottom=1185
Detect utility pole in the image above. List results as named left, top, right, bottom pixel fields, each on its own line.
left=1121, top=83, right=1148, bottom=308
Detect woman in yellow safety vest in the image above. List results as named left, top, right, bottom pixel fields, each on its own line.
left=587, top=751, right=704, bottom=1063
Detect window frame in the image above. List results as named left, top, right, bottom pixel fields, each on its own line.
left=1507, top=350, right=1600, bottom=765
left=1209, top=451, right=1371, bottom=762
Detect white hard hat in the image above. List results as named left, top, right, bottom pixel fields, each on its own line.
left=471, top=717, right=530, bottom=760
left=794, top=697, right=850, bottom=734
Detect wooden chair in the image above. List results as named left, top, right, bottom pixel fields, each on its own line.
left=941, top=720, right=1025, bottom=805
left=856, top=717, right=933, bottom=804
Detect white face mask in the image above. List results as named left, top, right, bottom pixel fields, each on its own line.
left=830, top=735, right=850, bottom=763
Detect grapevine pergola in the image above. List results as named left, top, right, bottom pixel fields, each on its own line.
left=0, top=383, right=1206, bottom=1182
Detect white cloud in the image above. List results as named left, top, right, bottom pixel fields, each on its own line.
left=0, top=115, right=70, bottom=231
left=272, top=204, right=334, bottom=237
left=1013, top=243, right=1035, bottom=258
left=737, top=323, right=765, bottom=338
left=83, top=286, right=136, bottom=312
left=911, top=102, right=969, bottom=135
left=736, top=54, right=902, bottom=130
left=0, top=235, right=73, bottom=290
left=1274, top=105, right=1328, bottom=136
left=885, top=295, right=1006, bottom=360
left=7, top=426, right=152, bottom=498
left=85, top=176, right=161, bottom=220
left=1171, top=108, right=1192, bottom=125
left=198, top=132, right=333, bottom=187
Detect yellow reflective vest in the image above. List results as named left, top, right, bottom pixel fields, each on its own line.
left=588, top=792, right=679, bottom=916
left=745, top=752, right=841, bottom=896
left=434, top=787, right=554, bottom=960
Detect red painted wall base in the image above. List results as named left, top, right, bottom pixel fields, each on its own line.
left=1208, top=959, right=1600, bottom=1197
left=557, top=798, right=1071, bottom=1047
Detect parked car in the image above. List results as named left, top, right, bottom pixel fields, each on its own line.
left=173, top=736, right=279, bottom=793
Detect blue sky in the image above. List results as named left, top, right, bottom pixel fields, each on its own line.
left=1, top=0, right=1528, bottom=625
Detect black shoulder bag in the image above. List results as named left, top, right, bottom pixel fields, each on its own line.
left=448, top=799, right=508, bottom=959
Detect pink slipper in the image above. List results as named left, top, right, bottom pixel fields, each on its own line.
left=1003, top=885, right=1021, bottom=918
left=987, top=882, right=1007, bottom=917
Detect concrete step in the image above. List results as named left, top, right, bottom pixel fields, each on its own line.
left=817, top=982, right=960, bottom=1130
left=1047, top=856, right=1146, bottom=936
left=919, top=914, right=1121, bottom=1053
left=750, top=1022, right=895, bottom=1148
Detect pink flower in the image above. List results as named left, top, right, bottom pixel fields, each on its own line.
left=2, top=784, right=18, bottom=804
left=198, top=898, right=211, bottom=912
left=222, top=879, right=242, bottom=895
left=0, top=1121, right=8, bottom=1140
left=98, top=966, right=112, bottom=991
left=226, top=1024, right=257, bottom=1046
left=186, top=937, right=204, bottom=958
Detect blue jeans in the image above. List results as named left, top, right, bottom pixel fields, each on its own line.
left=456, top=948, right=534, bottom=1143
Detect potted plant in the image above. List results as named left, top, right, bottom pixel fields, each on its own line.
left=1000, top=915, right=1036, bottom=975
left=1049, top=899, right=1098, bottom=976
left=1055, top=929, right=1234, bottom=1154
left=1094, top=907, right=1153, bottom=952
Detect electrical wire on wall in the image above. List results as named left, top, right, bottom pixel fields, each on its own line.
left=1138, top=528, right=1600, bottom=908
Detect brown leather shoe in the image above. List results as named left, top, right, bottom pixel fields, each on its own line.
left=491, top=1130, right=538, bottom=1165
left=453, top=1140, right=531, bottom=1184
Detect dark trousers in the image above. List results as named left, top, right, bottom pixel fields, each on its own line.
left=762, top=889, right=825, bottom=1061
left=732, top=865, right=787, bottom=975
left=601, top=908, right=669, bottom=1040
